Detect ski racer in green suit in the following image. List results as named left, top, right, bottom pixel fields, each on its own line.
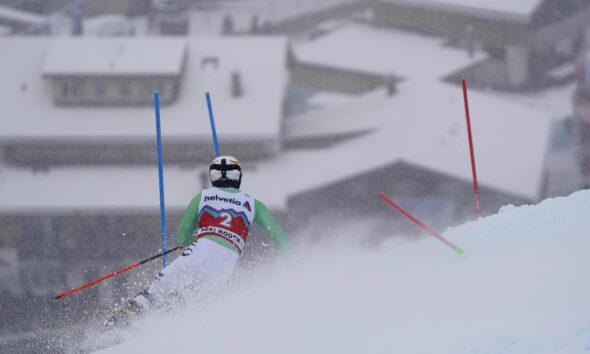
left=106, top=155, right=290, bottom=328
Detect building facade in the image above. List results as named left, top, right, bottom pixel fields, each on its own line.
left=373, top=0, right=590, bottom=89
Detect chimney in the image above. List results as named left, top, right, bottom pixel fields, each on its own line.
left=222, top=14, right=235, bottom=35
left=386, top=73, right=397, bottom=96
left=70, top=0, right=84, bottom=36
left=231, top=71, right=243, bottom=98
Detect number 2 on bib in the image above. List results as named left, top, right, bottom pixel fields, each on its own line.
left=219, top=212, right=232, bottom=227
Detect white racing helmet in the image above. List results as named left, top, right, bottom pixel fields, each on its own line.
left=209, top=155, right=242, bottom=189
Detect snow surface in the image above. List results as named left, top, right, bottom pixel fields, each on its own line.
left=83, top=189, right=590, bottom=354
left=42, top=38, right=186, bottom=76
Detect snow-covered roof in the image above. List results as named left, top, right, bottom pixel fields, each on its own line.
left=0, top=23, right=554, bottom=214
left=0, top=81, right=553, bottom=214
left=379, top=0, right=543, bottom=22
left=0, top=165, right=205, bottom=214
left=284, top=94, right=377, bottom=140
left=83, top=14, right=135, bottom=37
left=183, top=0, right=360, bottom=35
left=42, top=38, right=186, bottom=76
left=295, top=23, right=487, bottom=79
left=286, top=22, right=551, bottom=202
left=251, top=82, right=553, bottom=204
left=0, top=5, right=46, bottom=27
left=0, top=37, right=288, bottom=142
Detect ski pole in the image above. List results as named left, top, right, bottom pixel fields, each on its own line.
left=54, top=245, right=184, bottom=300
left=378, top=192, right=465, bottom=257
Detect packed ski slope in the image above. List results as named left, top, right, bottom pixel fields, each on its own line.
left=91, top=190, right=590, bottom=354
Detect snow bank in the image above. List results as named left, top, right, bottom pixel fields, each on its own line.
left=88, top=189, right=590, bottom=354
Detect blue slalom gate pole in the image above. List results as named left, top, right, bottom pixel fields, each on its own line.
left=153, top=92, right=168, bottom=267
left=205, top=92, right=221, bottom=156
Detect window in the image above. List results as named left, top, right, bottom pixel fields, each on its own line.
left=95, top=81, right=106, bottom=97
left=120, top=82, right=131, bottom=97
left=61, top=81, right=80, bottom=99
left=61, top=82, right=68, bottom=98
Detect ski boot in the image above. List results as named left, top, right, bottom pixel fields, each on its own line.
left=104, top=290, right=150, bottom=329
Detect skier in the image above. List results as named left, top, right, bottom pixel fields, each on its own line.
left=106, top=155, right=290, bottom=327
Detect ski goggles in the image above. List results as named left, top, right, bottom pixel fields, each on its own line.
left=209, top=165, right=242, bottom=181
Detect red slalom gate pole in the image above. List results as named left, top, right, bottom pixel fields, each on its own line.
left=461, top=78, right=481, bottom=217
left=378, top=192, right=465, bottom=257
left=55, top=245, right=183, bottom=300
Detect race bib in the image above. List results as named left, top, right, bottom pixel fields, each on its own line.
left=195, top=188, right=255, bottom=253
